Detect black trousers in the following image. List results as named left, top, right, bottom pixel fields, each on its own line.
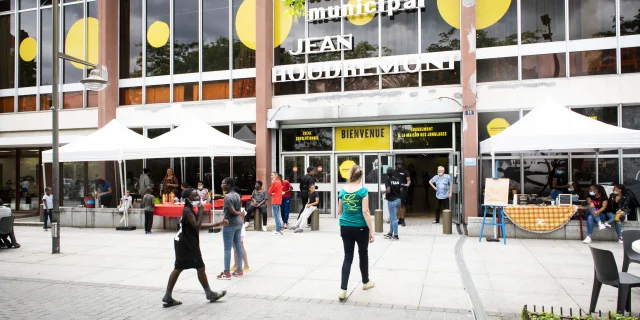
left=144, top=210, right=153, bottom=232
left=300, top=191, right=310, bottom=224
left=435, top=198, right=449, bottom=223
left=246, top=205, right=267, bottom=226
left=340, top=226, right=370, bottom=290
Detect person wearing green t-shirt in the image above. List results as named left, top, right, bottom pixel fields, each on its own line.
left=337, top=165, right=375, bottom=302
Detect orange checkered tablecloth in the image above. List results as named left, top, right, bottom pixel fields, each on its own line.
left=504, top=205, right=578, bottom=233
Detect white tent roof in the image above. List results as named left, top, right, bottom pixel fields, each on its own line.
left=42, top=120, right=153, bottom=163
left=480, top=98, right=640, bottom=154
left=134, top=119, right=255, bottom=158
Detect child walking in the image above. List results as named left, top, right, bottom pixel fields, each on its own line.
left=142, top=187, right=155, bottom=234
left=119, top=190, right=132, bottom=224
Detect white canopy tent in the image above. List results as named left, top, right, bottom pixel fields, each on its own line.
left=136, top=119, right=256, bottom=194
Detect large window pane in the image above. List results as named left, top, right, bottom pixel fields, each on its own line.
left=522, top=53, right=566, bottom=80
left=41, top=8, right=53, bottom=85
left=203, top=0, right=230, bottom=71
left=476, top=1, right=517, bottom=48
left=308, top=0, right=340, bottom=63
left=621, top=0, right=640, bottom=36
left=0, top=14, right=15, bottom=89
left=146, top=0, right=170, bottom=77
left=572, top=158, right=595, bottom=198
left=481, top=159, right=521, bottom=198
left=599, top=158, right=620, bottom=184
left=232, top=78, right=256, bottom=98
left=477, top=57, right=518, bottom=83
left=202, top=80, right=230, bottom=100
left=274, top=81, right=305, bottom=96
left=521, top=0, right=565, bottom=43
left=0, top=0, right=14, bottom=12
left=382, top=69, right=418, bottom=89
left=275, top=8, right=304, bottom=65
left=119, top=0, right=143, bottom=79
left=569, top=0, right=616, bottom=40
left=19, top=11, right=37, bottom=88
left=173, top=82, right=199, bottom=102
left=233, top=123, right=256, bottom=145
left=381, top=7, right=418, bottom=56
left=572, top=106, right=618, bottom=155
left=569, top=49, right=617, bottom=77
left=623, top=158, right=640, bottom=184
left=621, top=47, right=640, bottom=74
left=622, top=105, right=640, bottom=154
left=422, top=0, right=459, bottom=52
left=63, top=91, right=83, bottom=109
left=233, top=157, right=255, bottom=195
left=174, top=0, right=199, bottom=74
left=309, top=77, right=341, bottom=93
left=146, top=84, right=170, bottom=104
left=19, top=150, right=40, bottom=211
left=232, top=0, right=255, bottom=69
left=478, top=111, right=520, bottom=156
left=119, top=87, right=143, bottom=105
left=345, top=74, right=378, bottom=91
left=18, top=95, right=36, bottom=112
left=344, top=0, right=378, bottom=60
left=522, top=158, right=568, bottom=197
left=422, top=61, right=460, bottom=86
left=63, top=4, right=84, bottom=83
left=63, top=162, right=85, bottom=208
left=0, top=97, right=13, bottom=113
left=0, top=150, right=16, bottom=210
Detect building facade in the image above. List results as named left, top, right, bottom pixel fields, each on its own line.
left=0, top=0, right=639, bottom=222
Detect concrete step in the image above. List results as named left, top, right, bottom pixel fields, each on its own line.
left=14, top=221, right=44, bottom=227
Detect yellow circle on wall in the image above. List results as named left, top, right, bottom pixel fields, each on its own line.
left=147, top=21, right=170, bottom=48
left=347, top=0, right=376, bottom=26
left=65, top=17, right=99, bottom=69
left=437, top=0, right=511, bottom=30
left=236, top=0, right=292, bottom=50
left=339, top=160, right=357, bottom=180
left=19, top=37, right=37, bottom=62
left=487, top=118, right=510, bottom=137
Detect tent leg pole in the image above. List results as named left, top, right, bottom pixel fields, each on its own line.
left=124, top=160, right=128, bottom=228
left=42, top=164, right=47, bottom=191
left=595, top=151, right=599, bottom=184
left=211, top=156, right=215, bottom=196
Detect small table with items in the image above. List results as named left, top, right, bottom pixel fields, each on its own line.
left=154, top=203, right=214, bottom=229
left=504, top=205, right=579, bottom=234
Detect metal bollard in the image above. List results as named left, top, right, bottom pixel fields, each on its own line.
left=374, top=209, right=383, bottom=233
left=442, top=209, right=452, bottom=234
left=311, top=209, right=319, bottom=231
left=254, top=209, right=262, bottom=231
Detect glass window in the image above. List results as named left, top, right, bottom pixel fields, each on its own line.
left=283, top=156, right=304, bottom=186
left=146, top=84, right=170, bottom=104
left=19, top=150, right=40, bottom=211
left=422, top=61, right=460, bottom=86
left=478, top=111, right=520, bottom=154
left=119, top=0, right=143, bottom=79
left=521, top=0, right=565, bottom=43
left=233, top=156, right=255, bottom=195
left=63, top=91, right=83, bottom=109
left=19, top=10, right=38, bottom=88
left=202, top=0, right=230, bottom=72
left=0, top=150, right=16, bottom=210
left=309, top=77, right=341, bottom=94
left=119, top=87, right=143, bottom=105
left=422, top=0, right=459, bottom=52
left=87, top=0, right=98, bottom=80
left=572, top=158, right=595, bottom=198
left=40, top=94, right=51, bottom=110
left=18, top=95, right=36, bottom=112
left=522, top=53, right=567, bottom=80
left=281, top=128, right=333, bottom=152
left=382, top=72, right=418, bottom=89
left=623, top=158, right=640, bottom=184
left=572, top=107, right=618, bottom=126
left=274, top=81, right=305, bottom=96
left=477, top=57, right=518, bottom=83
left=620, top=0, right=640, bottom=36
left=307, top=0, right=340, bottom=63
left=622, top=105, right=640, bottom=154
left=481, top=159, right=521, bottom=196
left=204, top=156, right=230, bottom=195
left=233, top=123, right=256, bottom=145
left=232, top=78, right=256, bottom=98
left=146, top=0, right=171, bottom=77
left=173, top=82, right=199, bottom=102
left=63, top=3, right=84, bottom=84
left=19, top=0, right=37, bottom=9
left=393, top=123, right=453, bottom=150
left=173, top=0, right=199, bottom=74
left=275, top=7, right=304, bottom=66
left=232, top=0, right=255, bottom=69
left=63, top=162, right=86, bottom=208
left=381, top=6, right=418, bottom=56
left=599, top=158, right=620, bottom=184
left=147, top=128, right=171, bottom=190
left=522, top=158, right=568, bottom=197
left=213, top=125, right=229, bottom=135
left=0, top=97, right=13, bottom=113
left=569, top=49, right=617, bottom=77
left=87, top=90, right=97, bottom=108
left=476, top=1, right=517, bottom=48
left=337, top=155, right=360, bottom=184
left=569, top=0, right=616, bottom=40
left=0, top=14, right=15, bottom=89
left=0, top=0, right=14, bottom=12
left=202, top=80, right=230, bottom=100
left=621, top=47, right=640, bottom=74
left=309, top=155, right=331, bottom=184
left=344, top=0, right=378, bottom=60
left=41, top=7, right=53, bottom=86
left=345, top=74, right=378, bottom=91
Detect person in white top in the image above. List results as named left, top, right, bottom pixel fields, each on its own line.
left=231, top=210, right=250, bottom=273
left=0, top=199, right=20, bottom=248
left=119, top=190, right=132, bottom=224
left=42, top=187, right=54, bottom=231
left=196, top=181, right=210, bottom=203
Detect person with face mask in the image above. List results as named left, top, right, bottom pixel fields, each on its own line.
left=583, top=184, right=609, bottom=244
left=550, top=165, right=572, bottom=201
left=195, top=181, right=210, bottom=203
left=604, top=184, right=631, bottom=244
left=429, top=166, right=452, bottom=224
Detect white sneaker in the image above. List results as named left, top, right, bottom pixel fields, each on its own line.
left=120, top=217, right=124, bottom=223
left=362, top=281, right=375, bottom=290
left=338, top=289, right=347, bottom=302
left=271, top=231, right=282, bottom=236
left=583, top=236, right=592, bottom=244
left=262, top=226, right=267, bottom=232
left=604, top=222, right=612, bottom=229
left=598, top=223, right=606, bottom=230
left=243, top=221, right=250, bottom=229
left=619, top=238, right=624, bottom=244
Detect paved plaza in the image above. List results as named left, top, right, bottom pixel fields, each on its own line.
left=1, top=217, right=640, bottom=319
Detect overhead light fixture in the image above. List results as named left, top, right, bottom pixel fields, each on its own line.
left=80, top=66, right=109, bottom=91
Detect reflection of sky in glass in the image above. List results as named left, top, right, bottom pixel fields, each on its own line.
left=569, top=0, right=615, bottom=40
left=63, top=4, right=83, bottom=84
left=120, top=0, right=143, bottom=79
left=621, top=0, right=640, bottom=36
left=421, top=0, right=459, bottom=52
left=174, top=0, right=199, bottom=74
left=146, top=0, right=170, bottom=76
left=19, top=10, right=38, bottom=88
left=343, top=0, right=378, bottom=60
left=19, top=0, right=37, bottom=9
left=203, top=0, right=229, bottom=71
left=381, top=10, right=418, bottom=56
left=521, top=0, right=565, bottom=43
left=41, top=8, right=52, bottom=85
left=477, top=1, right=517, bottom=48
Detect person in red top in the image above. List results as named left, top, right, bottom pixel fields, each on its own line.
left=280, top=174, right=292, bottom=228
left=268, top=172, right=284, bottom=235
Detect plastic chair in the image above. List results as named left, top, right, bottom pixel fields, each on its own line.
left=622, top=230, right=640, bottom=272
left=0, top=216, right=13, bottom=235
left=589, top=246, right=640, bottom=314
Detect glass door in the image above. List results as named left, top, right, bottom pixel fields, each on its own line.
left=309, top=155, right=332, bottom=215
left=336, top=154, right=361, bottom=192
left=449, top=152, right=462, bottom=224
left=283, top=156, right=305, bottom=214
left=363, top=154, right=394, bottom=211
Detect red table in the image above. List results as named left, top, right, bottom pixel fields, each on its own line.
left=213, top=195, right=253, bottom=209
left=154, top=203, right=214, bottom=228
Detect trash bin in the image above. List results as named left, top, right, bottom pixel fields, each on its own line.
left=311, top=209, right=319, bottom=231
left=374, top=209, right=383, bottom=233
left=442, top=209, right=452, bottom=234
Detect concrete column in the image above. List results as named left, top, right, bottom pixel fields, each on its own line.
left=256, top=0, right=274, bottom=206
left=461, top=0, right=478, bottom=223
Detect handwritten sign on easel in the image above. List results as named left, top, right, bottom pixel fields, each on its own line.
left=484, top=178, right=510, bottom=206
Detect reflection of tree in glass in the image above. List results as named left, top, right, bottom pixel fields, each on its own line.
left=382, top=72, right=418, bottom=89
left=426, top=28, right=460, bottom=52
left=143, top=45, right=170, bottom=76
left=173, top=41, right=199, bottom=74
left=233, top=41, right=255, bottom=69
left=203, top=37, right=230, bottom=71
left=621, top=9, right=640, bottom=35
left=476, top=30, right=517, bottom=48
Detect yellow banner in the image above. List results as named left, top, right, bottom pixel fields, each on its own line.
left=335, top=125, right=390, bottom=151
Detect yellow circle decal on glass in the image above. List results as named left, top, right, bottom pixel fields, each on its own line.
left=236, top=0, right=292, bottom=50
left=339, top=160, right=357, bottom=180
left=147, top=21, right=170, bottom=48
left=65, top=17, right=99, bottom=69
left=487, top=118, right=510, bottom=137
left=347, top=0, right=376, bottom=26
left=437, top=0, right=511, bottom=30
left=19, top=37, right=37, bottom=62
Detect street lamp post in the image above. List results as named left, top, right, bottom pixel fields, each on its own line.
left=51, top=0, right=109, bottom=254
